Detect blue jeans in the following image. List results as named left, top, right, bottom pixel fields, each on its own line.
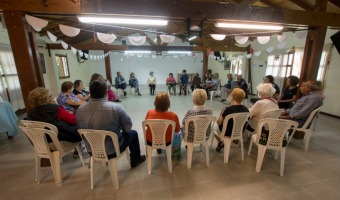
left=107, top=130, right=141, bottom=160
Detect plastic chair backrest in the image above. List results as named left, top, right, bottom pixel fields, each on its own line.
left=184, top=115, right=216, bottom=144
left=19, top=126, right=59, bottom=158
left=220, top=113, right=250, bottom=139
left=78, top=129, right=121, bottom=162
left=300, top=106, right=323, bottom=130
left=53, top=97, right=58, bottom=104
left=256, top=118, right=298, bottom=150
left=142, top=120, right=176, bottom=148
left=259, top=109, right=282, bottom=120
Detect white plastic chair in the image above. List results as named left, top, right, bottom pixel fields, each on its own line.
left=183, top=115, right=216, bottom=169
left=242, top=83, right=251, bottom=106
left=53, top=97, right=58, bottom=104
left=78, top=129, right=129, bottom=189
left=248, top=118, right=298, bottom=176
left=295, top=106, right=323, bottom=151
left=20, top=120, right=84, bottom=187
left=142, top=120, right=176, bottom=174
left=246, top=109, right=282, bottom=137
left=129, top=86, right=140, bottom=95
left=212, top=113, right=250, bottom=163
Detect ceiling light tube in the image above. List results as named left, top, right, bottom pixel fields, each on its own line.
left=78, top=16, right=168, bottom=26
left=125, top=50, right=151, bottom=54
left=215, top=22, right=283, bottom=30
left=167, top=51, right=192, bottom=54
left=188, top=36, right=197, bottom=41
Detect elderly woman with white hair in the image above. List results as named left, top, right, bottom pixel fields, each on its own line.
left=247, top=83, right=279, bottom=132
left=181, top=89, right=213, bottom=142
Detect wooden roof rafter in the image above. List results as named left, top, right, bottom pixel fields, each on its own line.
left=329, top=0, right=340, bottom=8
left=289, top=0, right=314, bottom=11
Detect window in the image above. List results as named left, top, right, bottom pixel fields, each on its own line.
left=55, top=54, right=70, bottom=79
left=231, top=57, right=242, bottom=75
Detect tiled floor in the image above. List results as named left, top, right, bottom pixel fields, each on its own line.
left=1, top=85, right=340, bottom=200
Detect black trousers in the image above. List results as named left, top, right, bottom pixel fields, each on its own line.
left=149, top=84, right=155, bottom=95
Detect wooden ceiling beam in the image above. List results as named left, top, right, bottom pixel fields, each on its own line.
left=258, top=0, right=282, bottom=8
left=289, top=0, right=314, bottom=11
left=329, top=0, right=340, bottom=8
left=138, top=32, right=156, bottom=46
left=0, top=0, right=81, bottom=14
left=46, top=43, right=246, bottom=52
left=315, top=0, right=328, bottom=12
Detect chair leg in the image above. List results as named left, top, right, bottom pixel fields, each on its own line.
left=146, top=146, right=153, bottom=174
left=210, top=133, right=214, bottom=150
left=50, top=151, right=62, bottom=187
left=186, top=143, right=194, bottom=169
left=108, top=159, right=119, bottom=189
left=240, top=138, right=244, bottom=161
left=280, top=148, right=286, bottom=176
left=304, top=130, right=311, bottom=151
left=90, top=157, right=94, bottom=189
left=75, top=145, right=85, bottom=166
left=35, top=154, right=41, bottom=183
left=210, top=91, right=214, bottom=100
left=255, top=146, right=266, bottom=173
left=274, top=151, right=279, bottom=160
left=223, top=138, right=231, bottom=164
left=125, top=149, right=130, bottom=165
left=205, top=142, right=210, bottom=166
left=248, top=137, right=254, bottom=156
left=165, top=146, right=173, bottom=173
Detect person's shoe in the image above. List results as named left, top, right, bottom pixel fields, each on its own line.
left=179, top=93, right=182, bottom=95
left=131, top=155, right=146, bottom=168
left=138, top=93, right=142, bottom=96
left=216, top=142, right=224, bottom=152
left=157, top=149, right=162, bottom=154
left=115, top=99, right=122, bottom=102
left=40, top=158, right=51, bottom=167
left=73, top=149, right=79, bottom=158
left=221, top=99, right=226, bottom=102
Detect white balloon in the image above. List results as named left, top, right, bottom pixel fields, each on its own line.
left=128, top=36, right=146, bottom=46
left=277, top=34, right=287, bottom=42
left=246, top=54, right=252, bottom=59
left=25, top=15, right=48, bottom=29
left=160, top=35, right=175, bottom=43
left=210, top=34, right=226, bottom=41
left=254, top=51, right=262, bottom=57
left=61, top=41, right=68, bottom=50
left=266, top=47, right=275, bottom=54
left=97, top=32, right=117, bottom=44
left=47, top=31, right=57, bottom=42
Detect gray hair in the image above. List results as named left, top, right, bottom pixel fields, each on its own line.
left=256, top=83, right=276, bottom=98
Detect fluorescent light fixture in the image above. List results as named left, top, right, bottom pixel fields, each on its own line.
left=167, top=51, right=192, bottom=54
left=125, top=50, right=151, bottom=54
left=78, top=16, right=168, bottom=26
left=215, top=22, right=283, bottom=30
left=188, top=36, right=197, bottom=41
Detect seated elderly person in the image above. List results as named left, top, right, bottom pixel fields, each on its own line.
left=73, top=80, right=90, bottom=102
left=280, top=80, right=323, bottom=139
left=179, top=70, right=189, bottom=95
left=204, top=74, right=220, bottom=100
left=247, top=83, right=279, bottom=132
left=57, top=81, right=85, bottom=114
left=181, top=89, right=213, bottom=143
left=214, top=88, right=249, bottom=151
left=115, top=71, right=127, bottom=98
left=220, top=73, right=237, bottom=103
left=28, top=87, right=81, bottom=143
left=145, top=92, right=180, bottom=154
left=129, top=72, right=142, bottom=96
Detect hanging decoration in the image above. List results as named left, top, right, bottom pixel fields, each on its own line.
left=254, top=51, right=261, bottom=57
left=78, top=50, right=84, bottom=58
left=128, top=36, right=146, bottom=46
left=60, top=40, right=68, bottom=50
left=277, top=34, right=287, bottom=43
left=235, top=36, right=249, bottom=44
left=257, top=36, right=270, bottom=45
left=59, top=24, right=81, bottom=37
left=274, top=54, right=281, bottom=61
left=97, top=32, right=117, bottom=44
left=249, top=47, right=254, bottom=54
left=206, top=48, right=211, bottom=56
left=71, top=47, right=77, bottom=54
left=277, top=42, right=286, bottom=49
left=246, top=54, right=252, bottom=59
left=266, top=47, right=275, bottom=54
left=25, top=15, right=48, bottom=31
left=210, top=34, right=226, bottom=41
left=89, top=55, right=93, bottom=60
left=47, top=31, right=57, bottom=42
left=160, top=35, right=175, bottom=44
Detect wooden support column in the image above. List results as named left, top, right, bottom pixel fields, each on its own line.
left=28, top=27, right=45, bottom=87
left=203, top=51, right=208, bottom=81
left=3, top=10, right=43, bottom=111
left=300, top=26, right=327, bottom=81
left=104, top=50, right=112, bottom=84
left=247, top=45, right=253, bottom=94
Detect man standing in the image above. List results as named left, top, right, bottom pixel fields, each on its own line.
left=179, top=70, right=189, bottom=95
left=280, top=80, right=323, bottom=138
left=220, top=73, right=236, bottom=102
left=77, top=80, right=145, bottom=167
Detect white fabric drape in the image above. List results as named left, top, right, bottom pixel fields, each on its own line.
left=0, top=46, right=25, bottom=111
left=0, top=72, right=7, bottom=101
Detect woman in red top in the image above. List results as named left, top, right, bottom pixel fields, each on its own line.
left=145, top=92, right=180, bottom=153
left=166, top=73, right=177, bottom=96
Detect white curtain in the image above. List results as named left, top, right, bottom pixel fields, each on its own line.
left=0, top=70, right=7, bottom=101
left=0, top=45, right=25, bottom=111
left=265, top=54, right=285, bottom=89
